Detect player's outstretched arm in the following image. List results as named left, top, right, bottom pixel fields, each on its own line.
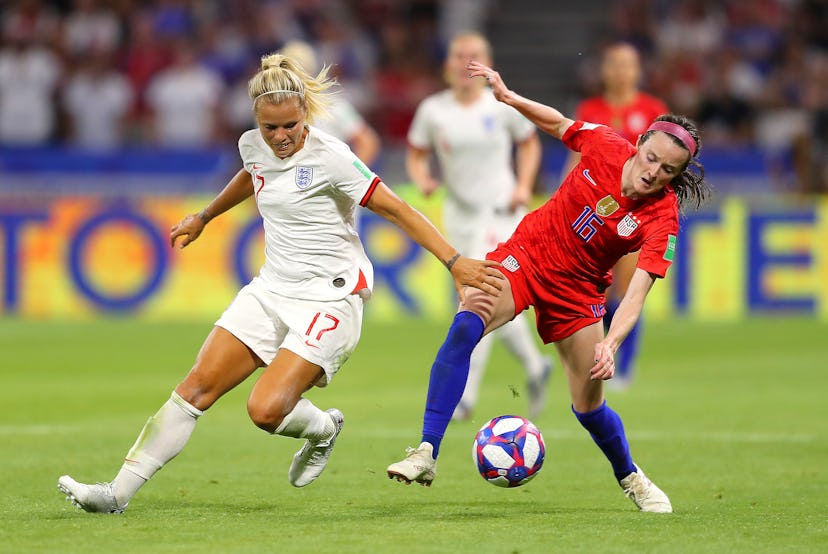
left=466, top=61, right=574, bottom=140
left=365, top=181, right=503, bottom=302
left=590, top=268, right=656, bottom=380
left=170, top=168, right=254, bottom=249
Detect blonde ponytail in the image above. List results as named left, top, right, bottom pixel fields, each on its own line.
left=248, top=53, right=337, bottom=123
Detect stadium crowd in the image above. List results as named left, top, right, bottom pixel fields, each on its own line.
left=0, top=0, right=825, bottom=191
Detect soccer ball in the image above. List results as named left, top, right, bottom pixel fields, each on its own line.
left=472, top=415, right=545, bottom=488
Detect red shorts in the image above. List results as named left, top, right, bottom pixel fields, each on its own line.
left=486, top=244, right=606, bottom=344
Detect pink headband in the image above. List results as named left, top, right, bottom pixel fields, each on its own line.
left=646, top=121, right=697, bottom=157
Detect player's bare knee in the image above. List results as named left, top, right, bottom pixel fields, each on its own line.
left=247, top=397, right=290, bottom=432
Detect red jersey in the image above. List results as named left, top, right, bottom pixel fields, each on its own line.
left=576, top=93, right=668, bottom=144
left=487, top=121, right=678, bottom=343
left=507, top=121, right=679, bottom=292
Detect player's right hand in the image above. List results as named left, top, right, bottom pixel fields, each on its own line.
left=170, top=213, right=206, bottom=249
left=450, top=257, right=504, bottom=303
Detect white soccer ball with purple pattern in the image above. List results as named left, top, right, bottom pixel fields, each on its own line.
left=473, top=415, right=545, bottom=488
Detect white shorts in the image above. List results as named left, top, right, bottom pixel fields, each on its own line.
left=215, top=277, right=364, bottom=387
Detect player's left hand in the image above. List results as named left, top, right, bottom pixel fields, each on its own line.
left=450, top=257, right=504, bottom=303
left=170, top=213, right=206, bottom=249
left=590, top=342, right=616, bottom=380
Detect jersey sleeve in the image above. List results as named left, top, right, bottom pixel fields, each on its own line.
left=407, top=97, right=434, bottom=150
left=322, top=142, right=381, bottom=207
left=561, top=120, right=629, bottom=157
left=237, top=129, right=260, bottom=172
left=636, top=205, right=679, bottom=278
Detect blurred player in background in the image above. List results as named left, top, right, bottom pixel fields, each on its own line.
left=57, top=52, right=502, bottom=514
left=388, top=60, right=710, bottom=513
left=407, top=32, right=551, bottom=421
left=564, top=42, right=669, bottom=388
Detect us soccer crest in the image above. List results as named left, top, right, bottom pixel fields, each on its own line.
left=617, top=213, right=641, bottom=237
left=295, top=166, right=313, bottom=190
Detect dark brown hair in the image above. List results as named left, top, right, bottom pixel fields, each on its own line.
left=639, top=114, right=711, bottom=210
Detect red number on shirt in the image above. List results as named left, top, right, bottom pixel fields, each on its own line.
left=254, top=174, right=265, bottom=196
left=304, top=312, right=340, bottom=343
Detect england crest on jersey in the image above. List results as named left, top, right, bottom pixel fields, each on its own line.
left=295, top=166, right=314, bottom=190
left=617, top=213, right=641, bottom=237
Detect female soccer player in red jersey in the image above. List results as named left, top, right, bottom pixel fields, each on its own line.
left=567, top=42, right=670, bottom=388
left=388, top=60, right=710, bottom=513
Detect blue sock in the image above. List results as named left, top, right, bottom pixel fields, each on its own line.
left=616, top=317, right=642, bottom=380
left=602, top=298, right=618, bottom=332
left=421, top=311, right=484, bottom=458
left=573, top=401, right=636, bottom=480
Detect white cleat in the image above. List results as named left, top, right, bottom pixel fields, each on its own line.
left=57, top=475, right=125, bottom=514
left=288, top=409, right=344, bottom=488
left=386, top=442, right=437, bottom=487
left=619, top=465, right=673, bottom=513
left=527, top=358, right=553, bottom=420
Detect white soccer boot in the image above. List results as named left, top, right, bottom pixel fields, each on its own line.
left=57, top=475, right=125, bottom=514
left=288, top=408, right=344, bottom=487
left=619, top=465, right=673, bottom=513
left=386, top=442, right=437, bottom=486
left=527, top=358, right=553, bottom=420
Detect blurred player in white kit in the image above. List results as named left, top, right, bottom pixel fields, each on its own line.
left=406, top=32, right=551, bottom=420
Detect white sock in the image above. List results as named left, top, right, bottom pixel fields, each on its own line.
left=273, top=398, right=334, bottom=443
left=497, top=314, right=547, bottom=379
left=111, top=391, right=202, bottom=506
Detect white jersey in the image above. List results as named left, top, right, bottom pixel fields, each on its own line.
left=407, top=88, right=535, bottom=217
left=314, top=99, right=365, bottom=142
left=238, top=126, right=377, bottom=301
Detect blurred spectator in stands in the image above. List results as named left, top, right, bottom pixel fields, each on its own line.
left=651, top=1, right=725, bottom=117
left=0, top=24, right=62, bottom=145
left=310, top=11, right=377, bottom=115
left=197, top=18, right=250, bottom=84
left=653, top=0, right=725, bottom=57
left=120, top=11, right=172, bottom=140
left=437, top=0, right=493, bottom=43
left=751, top=37, right=810, bottom=190
left=247, top=1, right=301, bottom=60
left=145, top=39, right=225, bottom=147
left=62, top=49, right=133, bottom=150
left=372, top=9, right=442, bottom=144
left=695, top=47, right=757, bottom=147
left=609, top=0, right=657, bottom=56
left=1, top=0, right=60, bottom=51
left=61, top=0, right=122, bottom=58
left=724, top=0, right=784, bottom=78
left=148, top=0, right=197, bottom=41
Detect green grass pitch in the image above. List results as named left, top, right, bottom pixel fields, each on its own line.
left=1, top=315, right=826, bottom=553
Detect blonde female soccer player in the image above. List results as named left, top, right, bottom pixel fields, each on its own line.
left=58, top=52, right=502, bottom=513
